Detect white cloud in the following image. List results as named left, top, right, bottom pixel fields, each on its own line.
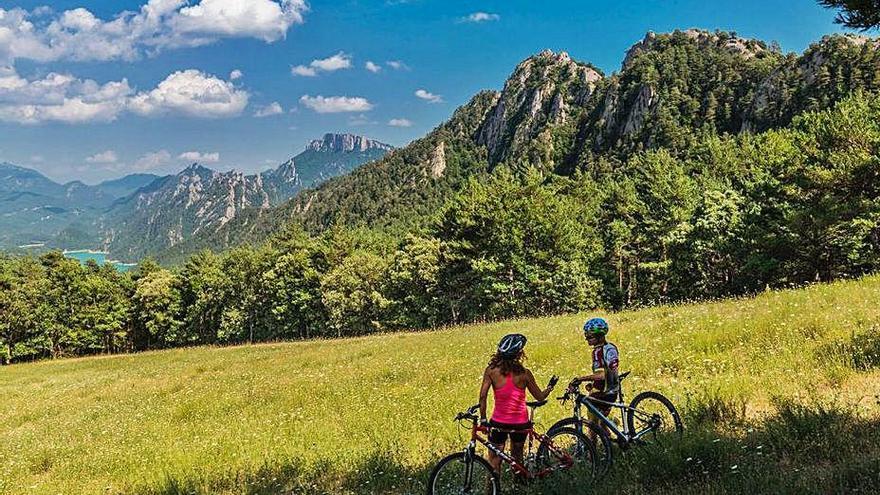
left=291, top=51, right=352, bottom=77
left=388, top=118, right=412, bottom=127
left=415, top=89, right=443, bottom=103
left=365, top=61, right=381, bottom=73
left=460, top=12, right=500, bottom=23
left=178, top=151, right=219, bottom=163
left=0, top=67, right=248, bottom=124
left=254, top=101, right=283, bottom=117
left=386, top=60, right=408, bottom=70
left=0, top=1, right=308, bottom=64
left=299, top=95, right=373, bottom=113
left=229, top=69, right=243, bottom=80
left=129, top=69, right=249, bottom=118
left=86, top=150, right=118, bottom=163
left=291, top=65, right=317, bottom=77
left=133, top=150, right=171, bottom=171
left=0, top=68, right=132, bottom=124
left=30, top=154, right=44, bottom=162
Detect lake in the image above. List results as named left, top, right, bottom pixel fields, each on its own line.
left=63, top=250, right=138, bottom=272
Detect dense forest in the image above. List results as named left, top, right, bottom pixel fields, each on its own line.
left=2, top=92, right=879, bottom=363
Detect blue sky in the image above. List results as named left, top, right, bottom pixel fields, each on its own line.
left=0, top=0, right=847, bottom=184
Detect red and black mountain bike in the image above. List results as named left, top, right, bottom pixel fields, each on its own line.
left=427, top=400, right=596, bottom=494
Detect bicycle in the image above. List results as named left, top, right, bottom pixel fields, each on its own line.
left=548, top=371, right=683, bottom=476
left=427, top=399, right=597, bottom=494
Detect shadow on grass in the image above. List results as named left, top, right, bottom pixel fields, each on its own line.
left=137, top=401, right=880, bottom=495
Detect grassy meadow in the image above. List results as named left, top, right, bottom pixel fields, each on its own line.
left=2, top=276, right=880, bottom=494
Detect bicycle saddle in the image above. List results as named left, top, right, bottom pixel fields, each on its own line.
left=526, top=400, right=548, bottom=408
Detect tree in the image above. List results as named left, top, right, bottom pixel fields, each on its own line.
left=435, top=168, right=602, bottom=322
left=819, top=0, right=880, bottom=30
left=132, top=269, right=184, bottom=348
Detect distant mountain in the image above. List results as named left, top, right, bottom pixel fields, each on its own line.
left=99, top=134, right=392, bottom=259
left=160, top=31, right=880, bottom=261
left=0, top=163, right=130, bottom=248
left=94, top=173, right=160, bottom=199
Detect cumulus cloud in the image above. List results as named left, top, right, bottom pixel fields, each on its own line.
left=0, top=67, right=248, bottom=124
left=460, top=12, right=500, bottom=23
left=229, top=69, right=243, bottom=80
left=291, top=65, right=316, bottom=77
left=291, top=51, right=352, bottom=77
left=129, top=69, right=249, bottom=118
left=299, top=95, right=373, bottom=113
left=86, top=150, right=118, bottom=163
left=388, top=118, right=412, bottom=127
left=254, top=101, right=283, bottom=117
left=365, top=61, right=381, bottom=73
left=0, top=1, right=308, bottom=64
left=133, top=150, right=171, bottom=171
left=415, top=89, right=443, bottom=103
left=178, top=151, right=219, bottom=163
left=0, top=68, right=132, bottom=124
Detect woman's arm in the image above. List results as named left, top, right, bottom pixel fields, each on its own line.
left=478, top=368, right=492, bottom=421
left=525, top=370, right=554, bottom=401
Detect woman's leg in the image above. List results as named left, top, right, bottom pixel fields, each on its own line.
left=487, top=440, right=505, bottom=474
left=510, top=440, right=525, bottom=467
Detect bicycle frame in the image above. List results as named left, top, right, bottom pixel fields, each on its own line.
left=464, top=422, right=574, bottom=479
left=573, top=394, right=658, bottom=443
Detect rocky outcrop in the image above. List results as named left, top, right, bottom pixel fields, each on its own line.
left=101, top=134, right=392, bottom=259
left=429, top=141, right=446, bottom=178
left=742, top=34, right=880, bottom=133
left=623, top=29, right=766, bottom=69
left=307, top=133, right=394, bottom=153
left=476, top=50, right=602, bottom=164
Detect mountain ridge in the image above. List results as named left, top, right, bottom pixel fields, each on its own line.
left=160, top=29, right=880, bottom=262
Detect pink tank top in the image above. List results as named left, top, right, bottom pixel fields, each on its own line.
left=491, top=374, right=529, bottom=424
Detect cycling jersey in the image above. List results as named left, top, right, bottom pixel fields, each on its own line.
left=591, top=342, right=620, bottom=395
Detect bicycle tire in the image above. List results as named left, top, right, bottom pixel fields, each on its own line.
left=426, top=451, right=499, bottom=495
left=535, top=427, right=597, bottom=485
left=547, top=417, right=613, bottom=477
left=626, top=391, right=683, bottom=445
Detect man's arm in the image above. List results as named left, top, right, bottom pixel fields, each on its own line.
left=525, top=370, right=554, bottom=401
left=479, top=368, right=492, bottom=421
left=572, top=369, right=605, bottom=388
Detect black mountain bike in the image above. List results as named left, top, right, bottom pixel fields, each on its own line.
left=548, top=371, right=683, bottom=476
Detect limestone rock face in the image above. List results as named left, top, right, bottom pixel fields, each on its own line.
left=429, top=141, right=446, bottom=178
left=100, top=134, right=392, bottom=258
left=742, top=34, right=880, bottom=133
left=476, top=49, right=603, bottom=165
left=307, top=133, right=394, bottom=153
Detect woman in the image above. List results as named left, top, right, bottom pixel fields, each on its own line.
left=478, top=333, right=556, bottom=474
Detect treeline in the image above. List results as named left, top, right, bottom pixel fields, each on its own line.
left=2, top=93, right=879, bottom=363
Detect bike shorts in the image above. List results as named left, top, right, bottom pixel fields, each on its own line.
left=488, top=420, right=531, bottom=444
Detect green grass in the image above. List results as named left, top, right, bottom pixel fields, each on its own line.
left=3, top=276, right=880, bottom=494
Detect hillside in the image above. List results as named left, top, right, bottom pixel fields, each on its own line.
left=0, top=163, right=157, bottom=249
left=2, top=276, right=879, bottom=494
left=96, top=134, right=392, bottom=260
left=165, top=30, right=880, bottom=260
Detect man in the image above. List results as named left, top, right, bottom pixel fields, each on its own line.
left=570, top=317, right=620, bottom=436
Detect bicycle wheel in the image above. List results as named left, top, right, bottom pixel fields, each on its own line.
left=548, top=418, right=612, bottom=477
left=427, top=451, right=499, bottom=495
left=535, top=427, right=596, bottom=488
left=626, top=391, right=683, bottom=446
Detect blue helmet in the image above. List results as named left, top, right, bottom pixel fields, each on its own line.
left=497, top=333, right=527, bottom=358
left=583, top=317, right=609, bottom=337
